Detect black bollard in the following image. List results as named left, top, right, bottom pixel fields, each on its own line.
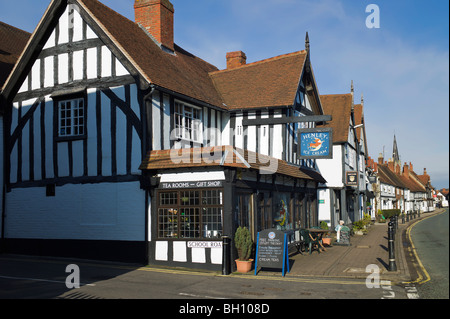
left=406, top=212, right=409, bottom=222
left=222, top=236, right=231, bottom=275
left=402, top=213, right=405, bottom=224
left=388, top=222, right=397, bottom=271
left=418, top=210, right=420, bottom=218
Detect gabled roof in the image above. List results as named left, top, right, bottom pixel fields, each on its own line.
left=319, top=94, right=353, bottom=143
left=353, top=104, right=363, bottom=141
left=210, top=51, right=307, bottom=110
left=79, top=0, right=225, bottom=109
left=0, top=21, right=30, bottom=88
left=377, top=164, right=406, bottom=188
left=3, top=0, right=313, bottom=114
left=398, top=174, right=426, bottom=193
left=354, top=103, right=369, bottom=155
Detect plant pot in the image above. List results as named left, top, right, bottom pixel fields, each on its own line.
left=322, top=237, right=332, bottom=246
left=235, top=259, right=254, bottom=273
left=354, top=230, right=364, bottom=236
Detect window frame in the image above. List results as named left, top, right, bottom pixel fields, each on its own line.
left=52, top=90, right=87, bottom=142
left=173, top=100, right=203, bottom=144
left=157, top=188, right=224, bottom=240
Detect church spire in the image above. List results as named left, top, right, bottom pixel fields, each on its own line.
left=392, top=134, right=400, bottom=164
left=305, top=31, right=310, bottom=52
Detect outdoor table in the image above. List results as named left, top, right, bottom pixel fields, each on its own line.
left=307, top=228, right=331, bottom=240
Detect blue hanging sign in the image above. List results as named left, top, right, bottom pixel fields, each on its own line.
left=297, top=128, right=333, bottom=159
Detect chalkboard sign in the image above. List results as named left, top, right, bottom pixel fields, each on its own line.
left=335, top=227, right=351, bottom=246
left=254, top=229, right=289, bottom=276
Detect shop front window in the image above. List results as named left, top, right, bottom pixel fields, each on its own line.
left=158, top=189, right=223, bottom=239
left=272, top=193, right=291, bottom=230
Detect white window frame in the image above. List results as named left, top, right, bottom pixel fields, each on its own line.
left=58, top=98, right=85, bottom=138
left=174, top=101, right=203, bottom=143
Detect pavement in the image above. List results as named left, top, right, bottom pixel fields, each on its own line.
left=244, top=208, right=448, bottom=284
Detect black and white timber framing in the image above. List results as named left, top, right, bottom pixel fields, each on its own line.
left=0, top=0, right=325, bottom=267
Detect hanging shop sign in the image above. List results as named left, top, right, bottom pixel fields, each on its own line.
left=346, top=171, right=358, bottom=186
left=297, top=128, right=333, bottom=159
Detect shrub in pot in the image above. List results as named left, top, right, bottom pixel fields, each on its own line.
left=234, top=226, right=253, bottom=273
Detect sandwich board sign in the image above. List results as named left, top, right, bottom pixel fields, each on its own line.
left=254, top=229, right=290, bottom=276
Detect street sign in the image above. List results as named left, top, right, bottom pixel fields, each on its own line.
left=297, top=128, right=333, bottom=159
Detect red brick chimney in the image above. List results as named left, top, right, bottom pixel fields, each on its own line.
left=226, top=51, right=247, bottom=69
left=402, top=162, right=409, bottom=177
left=134, top=0, right=174, bottom=51
left=378, top=153, right=384, bottom=165
left=388, top=159, right=394, bottom=172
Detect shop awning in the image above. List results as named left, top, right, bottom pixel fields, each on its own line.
left=139, top=146, right=327, bottom=183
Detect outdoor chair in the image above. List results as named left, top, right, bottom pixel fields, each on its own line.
left=300, top=229, right=321, bottom=254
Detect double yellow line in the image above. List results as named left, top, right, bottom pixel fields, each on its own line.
left=403, top=209, right=447, bottom=285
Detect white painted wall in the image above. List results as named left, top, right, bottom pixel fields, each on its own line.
left=5, top=182, right=145, bottom=241
left=316, top=145, right=343, bottom=187
left=10, top=84, right=141, bottom=183
left=318, top=188, right=331, bottom=222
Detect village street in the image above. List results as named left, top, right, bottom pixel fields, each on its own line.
left=0, top=253, right=410, bottom=301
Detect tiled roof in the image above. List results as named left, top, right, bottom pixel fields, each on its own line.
left=353, top=104, right=363, bottom=141
left=80, top=0, right=225, bottom=109
left=4, top=0, right=310, bottom=113
left=210, top=51, right=307, bottom=110
left=139, top=146, right=326, bottom=183
left=319, top=94, right=353, bottom=143
left=0, top=21, right=30, bottom=88
left=377, top=164, right=426, bottom=193
left=80, top=0, right=306, bottom=111
left=398, top=174, right=426, bottom=192
left=377, top=164, right=406, bottom=188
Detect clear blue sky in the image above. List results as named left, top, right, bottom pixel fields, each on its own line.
left=1, top=0, right=449, bottom=189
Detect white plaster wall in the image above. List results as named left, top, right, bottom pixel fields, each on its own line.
left=318, top=188, right=331, bottom=222
left=316, top=145, right=343, bottom=187
left=5, top=181, right=145, bottom=241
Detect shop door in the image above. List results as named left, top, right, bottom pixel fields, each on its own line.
left=235, top=193, right=255, bottom=241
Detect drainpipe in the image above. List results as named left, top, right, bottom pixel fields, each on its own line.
left=1, top=101, right=6, bottom=252
left=142, top=85, right=155, bottom=265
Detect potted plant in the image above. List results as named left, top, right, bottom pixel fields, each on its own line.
left=234, top=226, right=253, bottom=273
left=320, top=221, right=332, bottom=246
left=351, top=220, right=366, bottom=235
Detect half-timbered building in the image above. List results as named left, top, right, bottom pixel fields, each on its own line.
left=1, top=0, right=326, bottom=270
left=315, top=87, right=368, bottom=227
